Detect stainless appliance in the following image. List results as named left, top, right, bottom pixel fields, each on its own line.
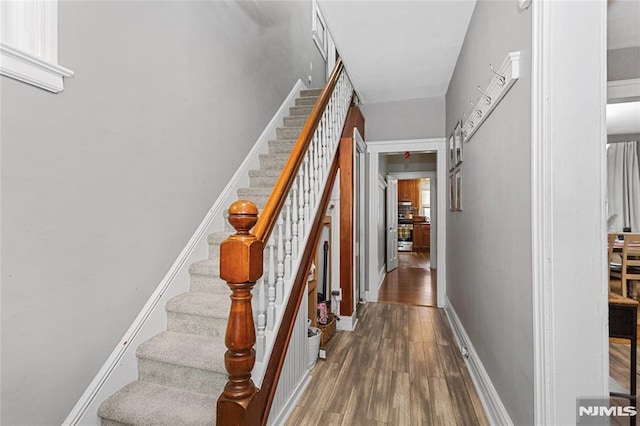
left=397, top=201, right=414, bottom=251
left=398, top=223, right=413, bottom=252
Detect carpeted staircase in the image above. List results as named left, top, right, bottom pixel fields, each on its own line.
left=98, top=88, right=322, bottom=426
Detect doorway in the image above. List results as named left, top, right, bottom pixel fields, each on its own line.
left=380, top=171, right=438, bottom=306
left=365, top=138, right=447, bottom=306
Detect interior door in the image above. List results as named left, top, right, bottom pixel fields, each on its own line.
left=386, top=177, right=399, bottom=271
left=354, top=130, right=366, bottom=304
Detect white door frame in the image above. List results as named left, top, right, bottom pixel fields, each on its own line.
left=354, top=129, right=366, bottom=307
left=366, top=138, right=447, bottom=306
left=531, top=1, right=607, bottom=424
left=388, top=171, right=437, bottom=267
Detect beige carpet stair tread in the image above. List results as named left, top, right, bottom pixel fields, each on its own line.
left=136, top=331, right=226, bottom=372
left=98, top=381, right=216, bottom=426
left=166, top=292, right=230, bottom=318
left=188, top=258, right=220, bottom=277
left=300, top=88, right=323, bottom=97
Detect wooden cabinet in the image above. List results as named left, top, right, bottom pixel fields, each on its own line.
left=413, top=223, right=430, bottom=251
left=398, top=180, right=420, bottom=208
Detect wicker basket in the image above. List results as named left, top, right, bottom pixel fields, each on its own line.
left=318, top=313, right=336, bottom=346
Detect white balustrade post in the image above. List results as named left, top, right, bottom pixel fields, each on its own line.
left=284, top=194, right=292, bottom=280
left=303, top=153, right=310, bottom=226
left=297, top=169, right=305, bottom=248
left=267, top=236, right=276, bottom=330
left=276, top=212, right=284, bottom=304
left=291, top=179, right=299, bottom=261
left=256, top=276, right=266, bottom=360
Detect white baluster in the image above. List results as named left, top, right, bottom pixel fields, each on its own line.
left=303, top=153, right=310, bottom=226
left=309, top=136, right=316, bottom=211
left=297, top=169, right=305, bottom=243
left=276, top=212, right=284, bottom=304
left=291, top=179, right=299, bottom=261
left=284, top=193, right=292, bottom=280
left=314, top=131, right=320, bottom=202
left=267, top=236, right=276, bottom=330
left=256, top=276, right=266, bottom=360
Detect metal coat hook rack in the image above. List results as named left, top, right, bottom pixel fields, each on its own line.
left=461, top=51, right=521, bottom=143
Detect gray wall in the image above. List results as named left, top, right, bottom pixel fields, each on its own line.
left=445, top=0, right=533, bottom=424
left=0, top=1, right=325, bottom=424
left=386, top=152, right=436, bottom=173
left=360, top=96, right=445, bottom=141
left=608, top=46, right=640, bottom=81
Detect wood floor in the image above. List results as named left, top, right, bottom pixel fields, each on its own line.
left=610, top=342, right=640, bottom=425
left=378, top=252, right=437, bottom=307
left=286, top=303, right=488, bottom=426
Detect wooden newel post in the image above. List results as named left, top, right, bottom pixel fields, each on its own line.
left=217, top=200, right=263, bottom=425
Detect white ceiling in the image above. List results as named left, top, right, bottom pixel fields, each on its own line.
left=317, top=0, right=476, bottom=104
left=608, top=0, right=640, bottom=50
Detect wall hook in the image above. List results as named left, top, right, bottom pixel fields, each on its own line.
left=489, top=62, right=506, bottom=86
left=463, top=113, right=475, bottom=128
left=477, top=86, right=491, bottom=105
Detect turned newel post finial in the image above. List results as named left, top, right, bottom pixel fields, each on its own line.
left=228, top=200, right=258, bottom=236
left=217, top=200, right=263, bottom=424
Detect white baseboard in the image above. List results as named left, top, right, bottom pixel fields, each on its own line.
left=378, top=265, right=386, bottom=288
left=336, top=311, right=358, bottom=331
left=270, top=374, right=311, bottom=426
left=444, top=296, right=513, bottom=426
left=63, top=80, right=307, bottom=426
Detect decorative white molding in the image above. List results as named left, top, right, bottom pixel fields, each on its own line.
left=444, top=296, right=513, bottom=426
left=531, top=2, right=555, bottom=424
left=270, top=375, right=311, bottom=426
left=377, top=264, right=386, bottom=290
left=0, top=42, right=73, bottom=93
left=62, top=80, right=307, bottom=426
left=0, top=0, right=74, bottom=93
left=311, top=0, right=327, bottom=61
left=336, top=311, right=358, bottom=332
left=607, top=78, right=640, bottom=103
left=461, top=51, right=520, bottom=143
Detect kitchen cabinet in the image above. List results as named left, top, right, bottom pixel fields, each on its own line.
left=398, top=180, right=420, bottom=208
left=413, top=223, right=430, bottom=251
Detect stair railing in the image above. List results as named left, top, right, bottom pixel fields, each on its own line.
left=217, top=59, right=353, bottom=425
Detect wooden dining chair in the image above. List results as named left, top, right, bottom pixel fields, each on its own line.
left=609, top=233, right=624, bottom=297
left=622, top=233, right=640, bottom=300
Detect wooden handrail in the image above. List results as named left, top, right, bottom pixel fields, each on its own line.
left=249, top=153, right=341, bottom=425
left=217, top=59, right=351, bottom=425
left=252, top=58, right=344, bottom=242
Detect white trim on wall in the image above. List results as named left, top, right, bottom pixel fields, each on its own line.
left=0, top=1, right=74, bottom=92
left=445, top=296, right=513, bottom=425
left=608, top=78, right=640, bottom=103
left=531, top=1, right=608, bottom=424
left=366, top=138, right=447, bottom=306
left=531, top=2, right=556, bottom=423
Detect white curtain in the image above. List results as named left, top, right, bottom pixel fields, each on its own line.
left=607, top=141, right=640, bottom=232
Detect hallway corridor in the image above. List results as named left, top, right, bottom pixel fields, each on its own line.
left=379, top=252, right=437, bottom=307
left=286, top=303, right=488, bottom=425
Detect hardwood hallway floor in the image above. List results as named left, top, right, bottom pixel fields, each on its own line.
left=285, top=303, right=488, bottom=426
left=379, top=252, right=437, bottom=306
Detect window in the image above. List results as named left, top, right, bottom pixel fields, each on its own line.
left=312, top=0, right=327, bottom=61
left=0, top=0, right=73, bottom=93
